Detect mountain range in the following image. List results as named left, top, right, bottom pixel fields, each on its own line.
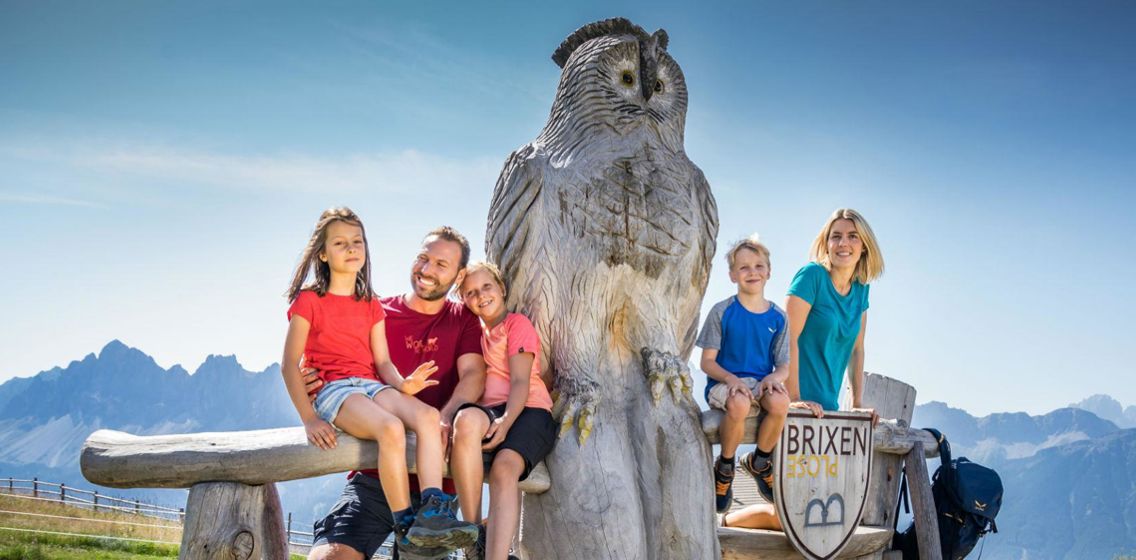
left=1, top=340, right=1134, bottom=559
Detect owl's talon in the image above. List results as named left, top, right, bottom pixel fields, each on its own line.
left=553, top=378, right=600, bottom=446
left=641, top=347, right=692, bottom=407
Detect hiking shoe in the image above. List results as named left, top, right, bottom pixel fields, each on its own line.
left=742, top=451, right=775, bottom=504
left=394, top=537, right=451, bottom=560
left=461, top=525, right=486, bottom=560
left=405, top=493, right=479, bottom=550
left=714, top=457, right=736, bottom=513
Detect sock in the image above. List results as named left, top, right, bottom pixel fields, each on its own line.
left=420, top=487, right=446, bottom=502
left=393, top=508, right=415, bottom=533
left=754, top=447, right=772, bottom=460
left=715, top=455, right=736, bottom=476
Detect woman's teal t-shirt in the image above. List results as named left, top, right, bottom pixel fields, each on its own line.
left=787, top=262, right=870, bottom=411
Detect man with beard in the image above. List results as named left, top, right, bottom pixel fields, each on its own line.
left=306, top=226, right=488, bottom=560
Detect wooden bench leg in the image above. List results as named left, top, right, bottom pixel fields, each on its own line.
left=180, top=481, right=288, bottom=560
left=905, top=442, right=942, bottom=560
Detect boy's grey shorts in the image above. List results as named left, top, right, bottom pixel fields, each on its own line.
left=708, top=377, right=767, bottom=410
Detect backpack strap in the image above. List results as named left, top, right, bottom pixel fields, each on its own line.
left=892, top=465, right=911, bottom=530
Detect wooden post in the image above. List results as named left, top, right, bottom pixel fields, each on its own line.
left=286, top=512, right=292, bottom=544
left=94, top=491, right=99, bottom=512
left=7, top=477, right=11, bottom=492
left=135, top=499, right=141, bottom=514
left=860, top=372, right=916, bottom=528
left=905, top=442, right=942, bottom=560
left=32, top=478, right=37, bottom=498
left=60, top=483, right=65, bottom=502
left=179, top=481, right=288, bottom=560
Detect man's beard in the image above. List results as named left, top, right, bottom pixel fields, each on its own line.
left=411, top=273, right=452, bottom=301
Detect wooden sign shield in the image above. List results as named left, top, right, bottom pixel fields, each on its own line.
left=773, top=410, right=874, bottom=560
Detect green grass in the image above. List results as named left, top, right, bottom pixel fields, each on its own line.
left=0, top=492, right=307, bottom=559
left=0, top=530, right=178, bottom=559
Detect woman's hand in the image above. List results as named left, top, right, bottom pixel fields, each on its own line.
left=398, top=360, right=439, bottom=395
left=790, top=400, right=824, bottom=418
left=304, top=417, right=337, bottom=450
left=482, top=417, right=511, bottom=451
left=852, top=406, right=879, bottom=427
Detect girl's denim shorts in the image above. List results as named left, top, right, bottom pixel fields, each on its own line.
left=314, top=377, right=391, bottom=425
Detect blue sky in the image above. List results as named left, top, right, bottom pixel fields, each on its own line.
left=2, top=1, right=1133, bottom=416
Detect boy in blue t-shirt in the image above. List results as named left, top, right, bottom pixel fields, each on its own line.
left=696, top=236, right=790, bottom=513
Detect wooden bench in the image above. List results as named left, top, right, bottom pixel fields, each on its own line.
left=699, top=373, right=942, bottom=560
left=82, top=428, right=549, bottom=559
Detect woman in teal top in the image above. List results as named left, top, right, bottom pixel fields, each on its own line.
left=787, top=208, right=884, bottom=417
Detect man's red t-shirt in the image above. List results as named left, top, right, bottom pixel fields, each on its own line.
left=356, top=295, right=483, bottom=493
left=287, top=291, right=386, bottom=383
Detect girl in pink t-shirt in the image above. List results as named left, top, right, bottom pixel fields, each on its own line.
left=280, top=207, right=476, bottom=551
left=451, top=261, right=557, bottom=560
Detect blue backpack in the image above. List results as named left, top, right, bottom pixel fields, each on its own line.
left=892, top=428, right=1003, bottom=559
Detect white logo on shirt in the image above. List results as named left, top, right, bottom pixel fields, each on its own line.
left=768, top=327, right=776, bottom=333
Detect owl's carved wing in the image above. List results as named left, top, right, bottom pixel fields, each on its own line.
left=485, top=145, right=555, bottom=371
left=682, top=165, right=719, bottom=357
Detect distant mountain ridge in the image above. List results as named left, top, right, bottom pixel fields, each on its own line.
left=1, top=341, right=1134, bottom=557
left=0, top=340, right=340, bottom=521
left=1069, top=394, right=1136, bottom=429
left=912, top=401, right=1136, bottom=559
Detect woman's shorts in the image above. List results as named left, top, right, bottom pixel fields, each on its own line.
left=314, top=377, right=391, bottom=425
left=455, top=402, right=557, bottom=481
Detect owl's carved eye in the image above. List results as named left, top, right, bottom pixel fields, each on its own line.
left=654, top=80, right=664, bottom=94
left=621, top=71, right=635, bottom=87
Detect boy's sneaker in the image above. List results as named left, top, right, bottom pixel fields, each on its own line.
left=713, top=457, right=736, bottom=513
left=405, top=493, right=479, bottom=550
left=741, top=451, right=775, bottom=504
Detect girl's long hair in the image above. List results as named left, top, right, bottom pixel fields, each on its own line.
left=287, top=207, right=375, bottom=302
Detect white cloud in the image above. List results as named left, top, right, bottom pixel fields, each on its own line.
left=0, top=192, right=106, bottom=208
left=78, top=147, right=501, bottom=195
left=2, top=140, right=502, bottom=198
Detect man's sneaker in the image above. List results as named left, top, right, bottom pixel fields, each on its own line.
left=713, top=457, right=736, bottom=513
left=741, top=451, right=775, bottom=504
left=405, top=493, right=479, bottom=550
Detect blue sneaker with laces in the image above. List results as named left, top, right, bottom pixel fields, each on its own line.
left=405, top=491, right=478, bottom=550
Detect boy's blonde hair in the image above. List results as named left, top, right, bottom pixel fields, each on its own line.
left=725, top=234, right=771, bottom=270
left=462, top=260, right=507, bottom=296
left=809, top=208, right=885, bottom=284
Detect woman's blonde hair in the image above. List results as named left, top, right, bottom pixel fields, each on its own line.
left=809, top=208, right=884, bottom=284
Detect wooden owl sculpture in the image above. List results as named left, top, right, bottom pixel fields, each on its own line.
left=486, top=17, right=720, bottom=560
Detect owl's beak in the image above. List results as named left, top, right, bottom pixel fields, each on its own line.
left=639, top=35, right=661, bottom=102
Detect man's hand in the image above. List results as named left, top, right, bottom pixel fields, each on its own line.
left=304, top=417, right=337, bottom=450
left=398, top=360, right=439, bottom=395
left=300, top=356, right=324, bottom=403
left=790, top=400, right=824, bottom=418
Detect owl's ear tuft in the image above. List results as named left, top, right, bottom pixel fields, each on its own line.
left=551, top=17, right=650, bottom=68
left=652, top=29, right=669, bottom=52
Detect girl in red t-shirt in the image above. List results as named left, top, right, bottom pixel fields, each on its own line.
left=451, top=261, right=557, bottom=560
left=281, top=207, right=477, bottom=551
